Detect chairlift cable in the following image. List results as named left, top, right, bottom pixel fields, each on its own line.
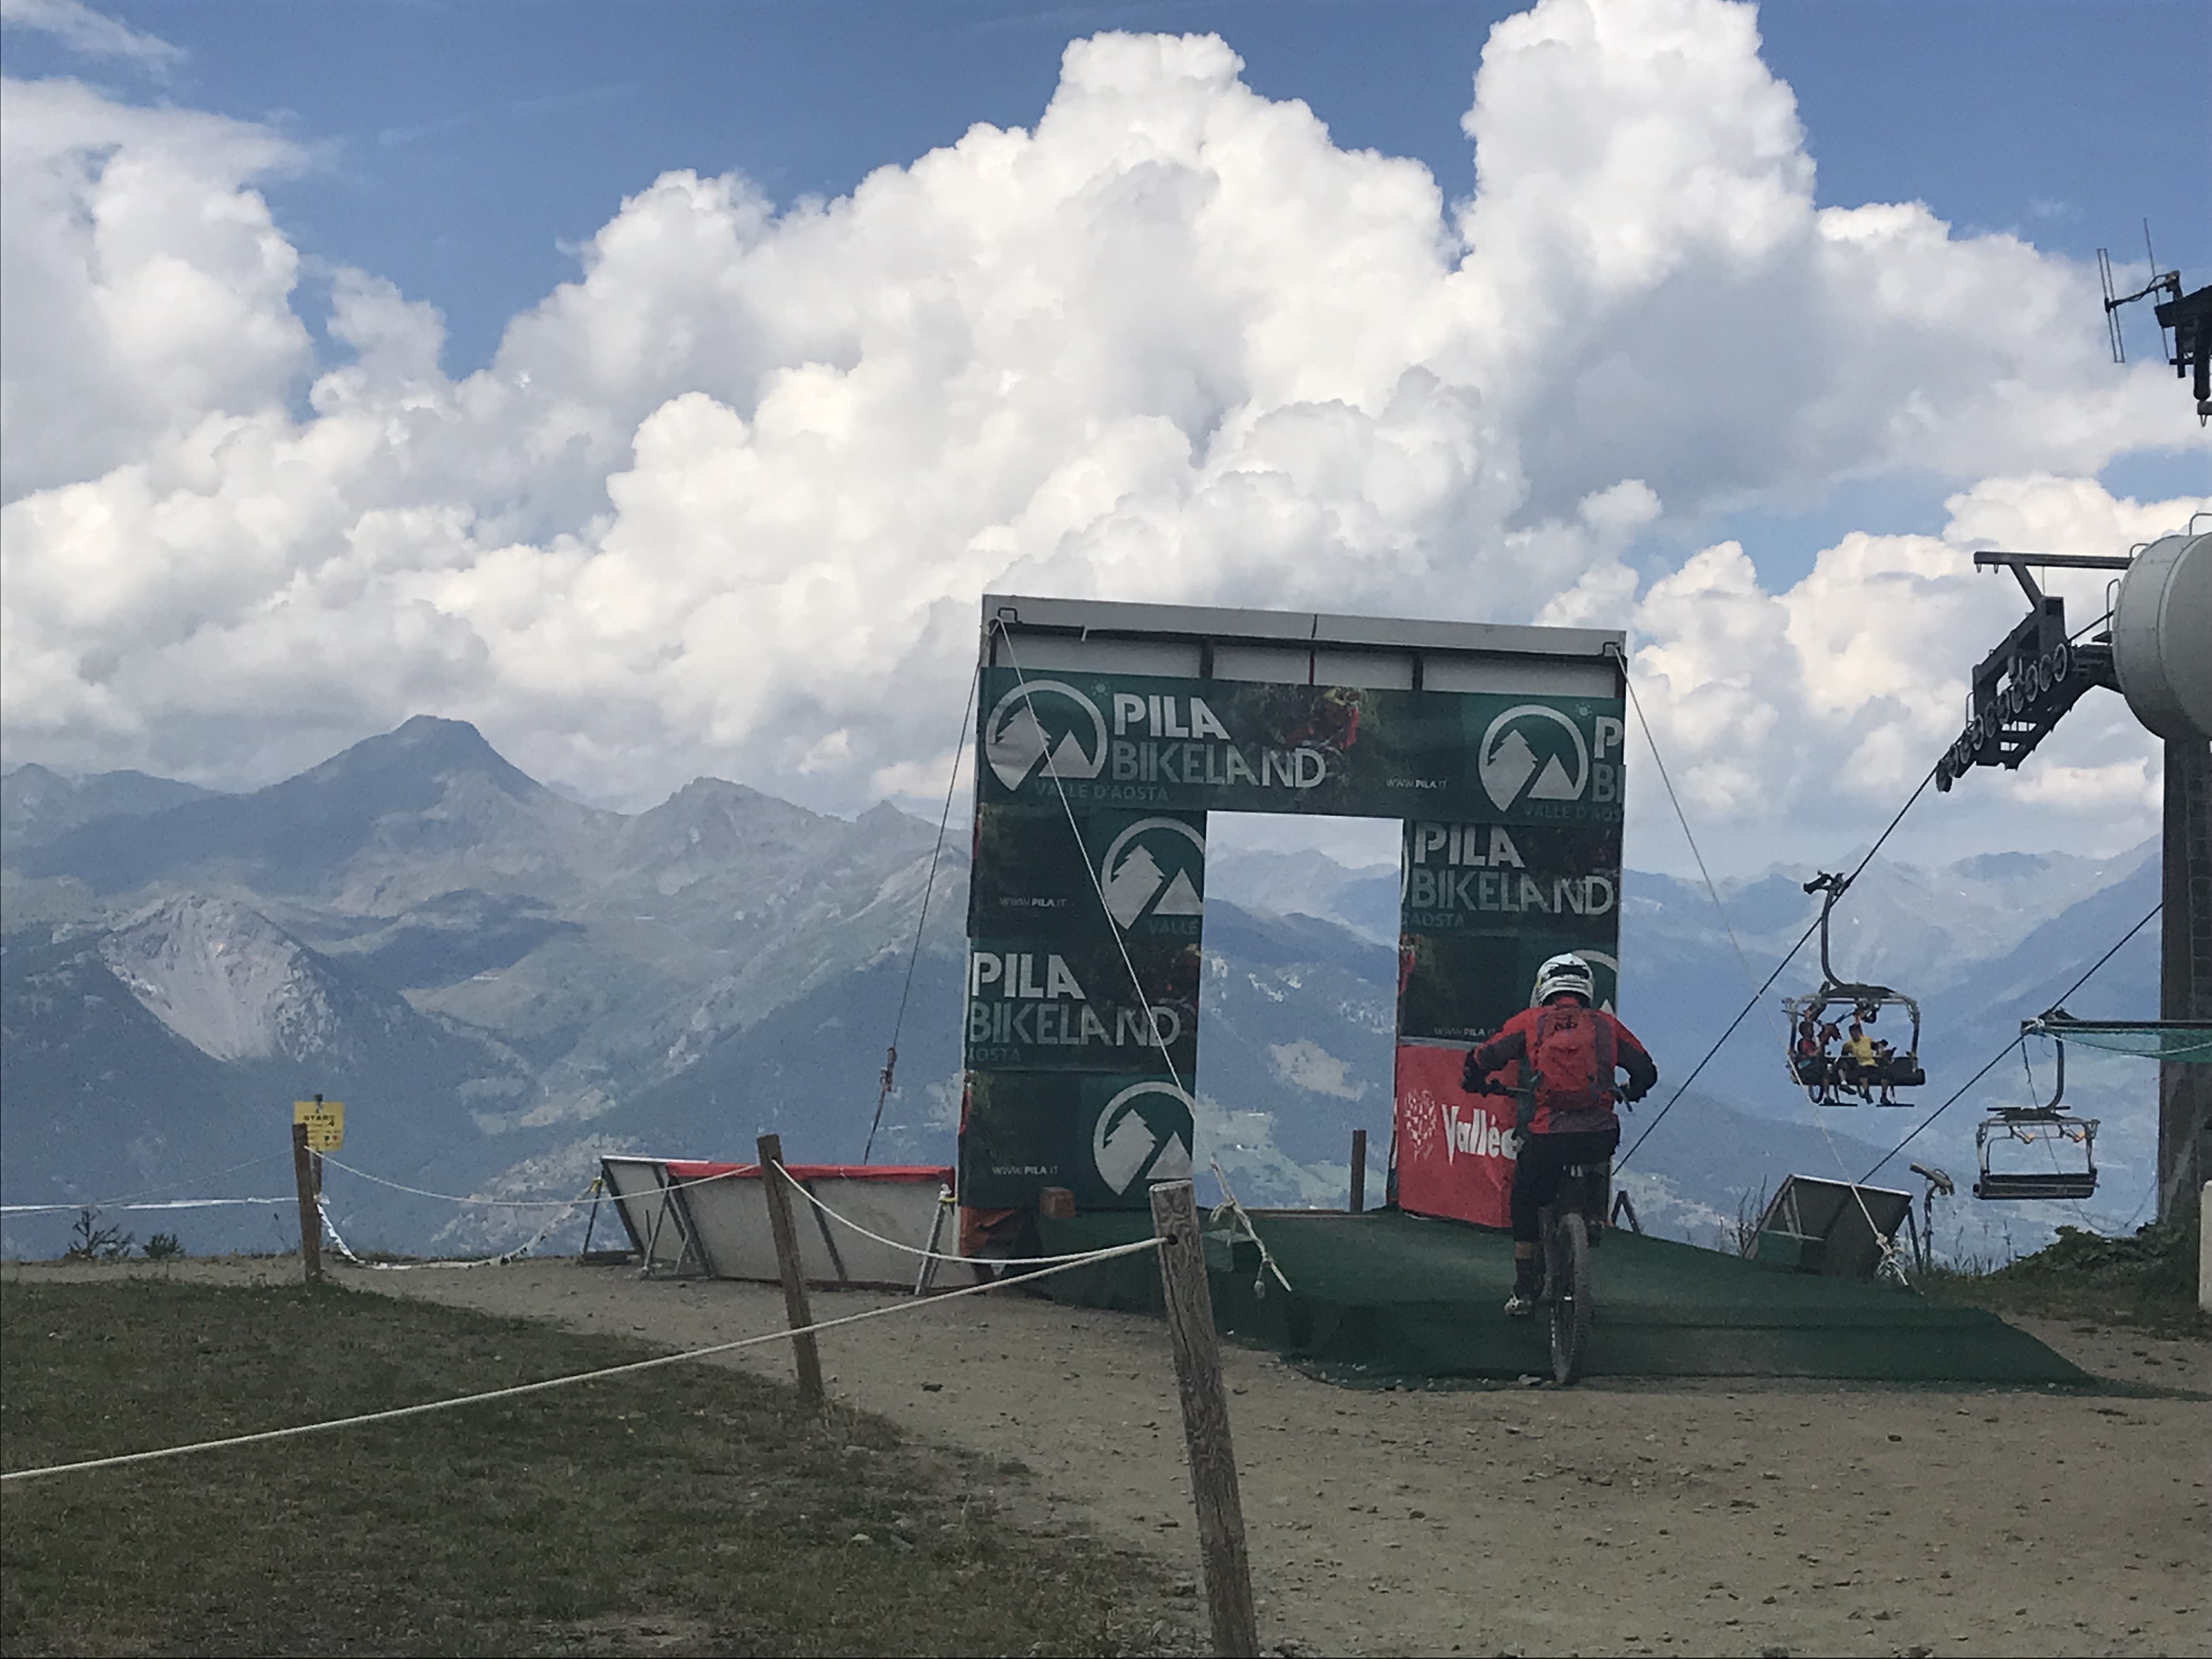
left=1620, top=663, right=1831, bottom=1097
left=1620, top=665, right=1764, bottom=991
left=1855, top=900, right=2162, bottom=1184
left=1825, top=601, right=2142, bottom=1207
left=862, top=657, right=983, bottom=1165
left=1617, top=754, right=1942, bottom=1171
left=1617, top=662, right=1912, bottom=1278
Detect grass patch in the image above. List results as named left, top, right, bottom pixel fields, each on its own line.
left=1920, top=1213, right=2210, bottom=1339
left=1, top=1278, right=1193, bottom=1657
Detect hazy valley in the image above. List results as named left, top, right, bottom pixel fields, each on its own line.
left=1, top=718, right=2163, bottom=1263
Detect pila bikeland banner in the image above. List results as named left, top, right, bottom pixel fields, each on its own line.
left=964, top=802, right=1205, bottom=1077
left=961, top=664, right=1625, bottom=1229
left=977, top=669, right=1626, bottom=825
left=962, top=932, right=1200, bottom=1076
left=960, top=799, right=1209, bottom=1222
left=960, top=1070, right=1198, bottom=1211
left=969, top=802, right=1206, bottom=945
left=1396, top=818, right=1621, bottom=1043
left=1392, top=817, right=1623, bottom=1228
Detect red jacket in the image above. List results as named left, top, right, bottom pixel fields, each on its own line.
left=1466, top=1001, right=1658, bottom=1136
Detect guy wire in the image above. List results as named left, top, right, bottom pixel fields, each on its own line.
left=864, top=657, right=983, bottom=1163
left=988, top=622, right=1193, bottom=1110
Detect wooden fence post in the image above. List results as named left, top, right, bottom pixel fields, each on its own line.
left=291, top=1121, right=322, bottom=1285
left=1149, top=1179, right=1259, bottom=1658
left=757, top=1133, right=826, bottom=1407
left=1350, top=1128, right=1367, bottom=1214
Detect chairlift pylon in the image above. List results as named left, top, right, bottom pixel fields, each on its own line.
left=1906, top=1163, right=1954, bottom=1273
left=1783, top=872, right=1925, bottom=1107
left=1973, top=1022, right=2100, bottom=1202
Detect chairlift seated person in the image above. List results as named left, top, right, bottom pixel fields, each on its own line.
left=1836, top=1020, right=1881, bottom=1102
left=1782, top=873, right=1925, bottom=1107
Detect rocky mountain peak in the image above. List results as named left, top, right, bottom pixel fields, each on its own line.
left=2, top=762, right=216, bottom=849
left=855, top=800, right=932, bottom=833
left=18, top=718, right=610, bottom=900
left=294, top=715, right=541, bottom=806
left=99, top=894, right=354, bottom=1065
left=657, top=775, right=810, bottom=819
left=617, top=776, right=829, bottom=871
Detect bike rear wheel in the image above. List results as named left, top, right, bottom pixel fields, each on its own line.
left=1547, top=1211, right=1593, bottom=1385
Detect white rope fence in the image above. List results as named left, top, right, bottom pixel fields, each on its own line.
left=2, top=1155, right=632, bottom=1221
left=775, top=1167, right=1147, bottom=1268
left=319, top=1156, right=666, bottom=1209
left=7, top=1156, right=630, bottom=1277
left=1, top=1234, right=1164, bottom=1486
left=3, top=1154, right=296, bottom=1216
left=1206, top=1162, right=1295, bottom=1296
left=0, top=1155, right=292, bottom=1217
left=0, top=1196, right=295, bottom=1216
left=317, top=1186, right=597, bottom=1272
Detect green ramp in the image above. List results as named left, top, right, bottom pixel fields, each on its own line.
left=1034, top=1207, right=2089, bottom=1386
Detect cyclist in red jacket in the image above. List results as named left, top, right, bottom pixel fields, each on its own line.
left=1462, top=952, right=1658, bottom=1316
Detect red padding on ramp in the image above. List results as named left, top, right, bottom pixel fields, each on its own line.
left=1393, top=1041, right=1514, bottom=1229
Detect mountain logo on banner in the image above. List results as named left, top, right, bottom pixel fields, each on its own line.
left=1478, top=705, right=1590, bottom=812
left=1566, top=948, right=1618, bottom=1013
left=1097, top=817, right=1206, bottom=932
left=985, top=680, right=1109, bottom=791
left=1092, top=1080, right=1195, bottom=1194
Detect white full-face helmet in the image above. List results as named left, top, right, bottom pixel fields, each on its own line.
left=1532, top=952, right=1596, bottom=1006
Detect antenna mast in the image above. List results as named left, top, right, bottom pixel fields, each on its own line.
left=2097, top=219, right=2211, bottom=422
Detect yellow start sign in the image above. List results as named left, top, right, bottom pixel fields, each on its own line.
left=293, top=1098, right=345, bottom=1152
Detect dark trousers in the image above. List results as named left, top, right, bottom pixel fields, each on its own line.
left=1510, top=1125, right=1621, bottom=1243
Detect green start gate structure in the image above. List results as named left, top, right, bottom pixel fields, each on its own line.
left=957, top=593, right=1629, bottom=1253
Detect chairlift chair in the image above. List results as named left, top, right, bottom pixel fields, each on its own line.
left=1973, top=1024, right=2099, bottom=1201
left=1783, top=872, right=1926, bottom=1107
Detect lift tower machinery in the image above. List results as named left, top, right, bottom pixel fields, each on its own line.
left=2098, top=229, right=2211, bottom=425
left=1937, top=528, right=2210, bottom=1222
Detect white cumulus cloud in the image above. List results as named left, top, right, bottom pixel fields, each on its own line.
left=0, top=0, right=2202, bottom=872
left=0, top=0, right=182, bottom=74
left=1612, top=475, right=2193, bottom=872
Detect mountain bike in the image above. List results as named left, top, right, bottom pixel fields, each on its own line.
left=1537, top=1152, right=1607, bottom=1385
left=1470, top=1075, right=1611, bottom=1385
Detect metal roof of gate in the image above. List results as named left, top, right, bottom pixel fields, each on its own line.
left=980, top=592, right=1624, bottom=697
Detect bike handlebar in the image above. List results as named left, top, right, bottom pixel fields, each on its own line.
left=1461, top=1071, right=1651, bottom=1105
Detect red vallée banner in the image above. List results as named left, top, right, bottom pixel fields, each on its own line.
left=1392, top=1041, right=1515, bottom=1228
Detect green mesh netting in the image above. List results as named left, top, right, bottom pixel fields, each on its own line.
left=2029, top=1020, right=2212, bottom=1062
left=1032, top=1209, right=2090, bottom=1387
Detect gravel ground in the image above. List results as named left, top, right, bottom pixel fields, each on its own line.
left=14, top=1255, right=2202, bottom=1658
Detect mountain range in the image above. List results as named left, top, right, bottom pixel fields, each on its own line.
left=0, top=719, right=2165, bottom=1262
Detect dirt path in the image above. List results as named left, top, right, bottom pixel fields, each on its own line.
left=14, top=1257, right=2206, bottom=1656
